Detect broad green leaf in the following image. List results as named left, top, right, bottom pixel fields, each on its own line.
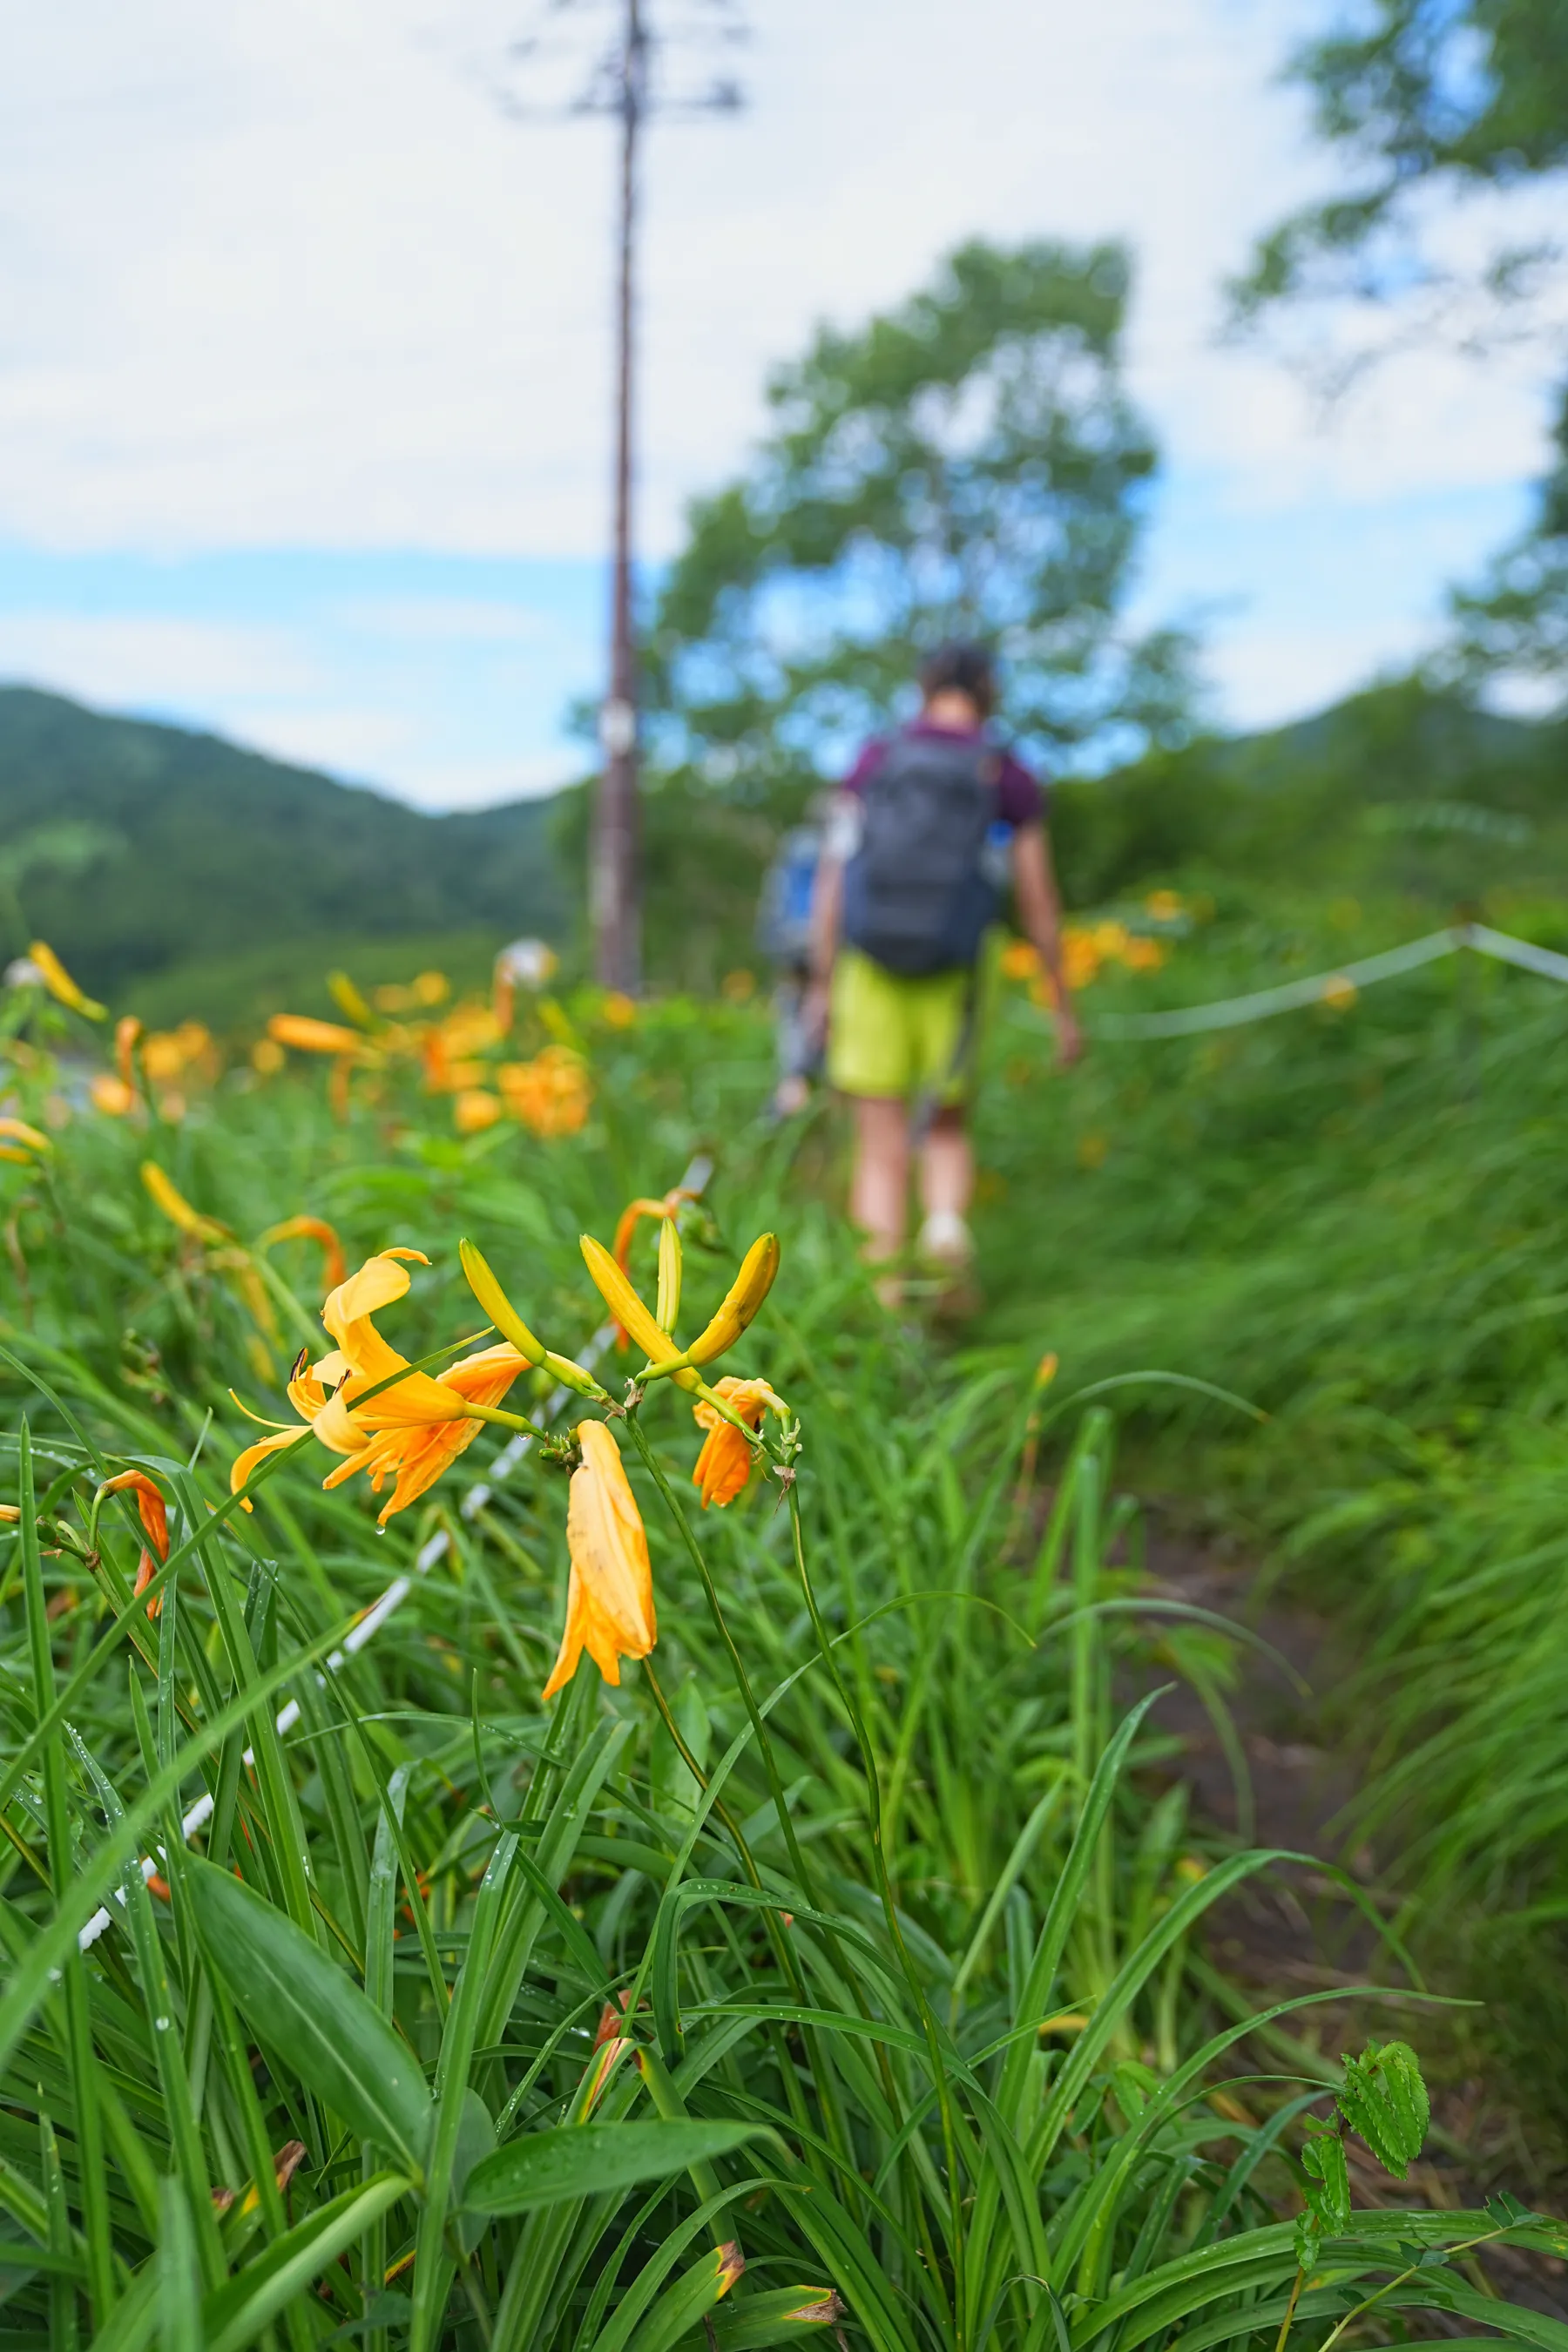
left=1337, top=2039, right=1429, bottom=2179
left=462, top=2121, right=761, bottom=2216
left=184, top=1856, right=432, bottom=2177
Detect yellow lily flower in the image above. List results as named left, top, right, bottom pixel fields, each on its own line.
left=25, top=940, right=105, bottom=1020
left=542, top=1421, right=655, bottom=1700
left=692, top=1376, right=787, bottom=1510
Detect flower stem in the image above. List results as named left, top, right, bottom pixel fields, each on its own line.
left=1272, top=2264, right=1305, bottom=2352
left=641, top=1655, right=767, bottom=1895
left=623, top=1411, right=819, bottom=1909
left=460, top=1401, right=551, bottom=1443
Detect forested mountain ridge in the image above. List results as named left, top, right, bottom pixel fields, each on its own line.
left=0, top=686, right=566, bottom=996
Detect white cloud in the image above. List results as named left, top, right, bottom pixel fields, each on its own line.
left=0, top=0, right=1556, bottom=561
left=0, top=0, right=1559, bottom=760
left=0, top=612, right=319, bottom=706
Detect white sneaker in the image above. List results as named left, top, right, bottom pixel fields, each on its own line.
left=916, top=1210, right=974, bottom=1270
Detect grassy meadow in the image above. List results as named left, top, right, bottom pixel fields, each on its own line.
left=1, top=922, right=1567, bottom=2348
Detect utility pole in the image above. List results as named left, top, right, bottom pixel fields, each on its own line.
left=593, top=0, right=645, bottom=992
left=495, top=1, right=746, bottom=997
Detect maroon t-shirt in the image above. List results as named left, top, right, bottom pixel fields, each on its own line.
left=842, top=718, right=1045, bottom=830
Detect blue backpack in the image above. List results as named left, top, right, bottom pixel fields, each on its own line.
left=757, top=823, right=823, bottom=966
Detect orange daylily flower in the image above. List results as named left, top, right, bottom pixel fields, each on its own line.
left=542, top=1421, right=656, bottom=1700
left=499, top=1046, right=592, bottom=1138
left=228, top=1247, right=528, bottom=1525
left=100, top=1470, right=170, bottom=1619
left=692, top=1376, right=787, bottom=1510
left=90, top=1073, right=137, bottom=1118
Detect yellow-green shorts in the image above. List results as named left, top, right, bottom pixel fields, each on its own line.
left=828, top=948, right=978, bottom=1105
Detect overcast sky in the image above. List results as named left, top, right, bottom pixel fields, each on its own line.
left=0, top=0, right=1558, bottom=808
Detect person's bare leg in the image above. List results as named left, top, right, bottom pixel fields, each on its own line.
left=849, top=1093, right=910, bottom=1299
left=916, top=1105, right=974, bottom=1265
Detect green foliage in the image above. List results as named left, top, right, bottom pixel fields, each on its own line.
left=1054, top=677, right=1567, bottom=909
left=1232, top=0, right=1568, bottom=322
left=1448, top=385, right=1568, bottom=705
left=647, top=238, right=1196, bottom=783
left=1336, top=2040, right=1430, bottom=2180
left=1233, top=0, right=1568, bottom=700
left=0, top=983, right=1554, bottom=2346
left=0, top=687, right=566, bottom=1000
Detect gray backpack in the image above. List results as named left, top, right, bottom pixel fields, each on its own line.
left=841, top=730, right=1002, bottom=977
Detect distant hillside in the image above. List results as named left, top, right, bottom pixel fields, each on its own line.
left=0, top=687, right=569, bottom=999
left=1052, top=679, right=1568, bottom=910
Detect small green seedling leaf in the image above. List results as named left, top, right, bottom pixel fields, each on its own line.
left=1301, top=2122, right=1351, bottom=2235
left=1336, top=2038, right=1429, bottom=2179
left=460, top=2119, right=762, bottom=2216
left=185, top=1855, right=433, bottom=2179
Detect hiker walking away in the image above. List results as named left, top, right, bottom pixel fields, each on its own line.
left=804, top=640, right=1080, bottom=1298
left=756, top=794, right=829, bottom=1121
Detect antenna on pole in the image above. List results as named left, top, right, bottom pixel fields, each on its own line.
left=494, top=0, right=748, bottom=994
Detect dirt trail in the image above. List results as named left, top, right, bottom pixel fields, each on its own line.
left=1140, top=1514, right=1568, bottom=2315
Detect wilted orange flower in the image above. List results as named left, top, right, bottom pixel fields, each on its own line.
left=542, top=1421, right=655, bottom=1699
left=100, top=1470, right=169, bottom=1619
left=228, top=1247, right=527, bottom=1525
left=692, top=1376, right=787, bottom=1509
left=1145, top=889, right=1184, bottom=923
left=1122, top=936, right=1166, bottom=972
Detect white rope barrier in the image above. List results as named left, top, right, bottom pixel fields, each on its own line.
left=1084, top=923, right=1568, bottom=1042
left=75, top=1152, right=714, bottom=1952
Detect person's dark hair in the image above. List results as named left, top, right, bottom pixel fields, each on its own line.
left=918, top=639, right=997, bottom=718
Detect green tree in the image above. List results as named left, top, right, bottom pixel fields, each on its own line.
left=646, top=237, right=1196, bottom=788
left=1233, top=0, right=1568, bottom=702
left=1232, top=0, right=1568, bottom=344
left=1448, top=385, right=1568, bottom=703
